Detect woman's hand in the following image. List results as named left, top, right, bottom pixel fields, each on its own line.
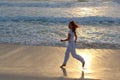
left=60, top=39, right=64, bottom=42
left=60, top=33, right=70, bottom=42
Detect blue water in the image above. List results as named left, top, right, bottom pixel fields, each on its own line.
left=0, top=0, right=120, bottom=48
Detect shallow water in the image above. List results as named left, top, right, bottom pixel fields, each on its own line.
left=0, top=0, right=120, bottom=48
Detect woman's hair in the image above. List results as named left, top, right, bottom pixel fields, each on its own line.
left=69, top=21, right=79, bottom=32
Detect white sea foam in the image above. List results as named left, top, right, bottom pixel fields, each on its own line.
left=0, top=0, right=120, bottom=48
left=0, top=16, right=119, bottom=25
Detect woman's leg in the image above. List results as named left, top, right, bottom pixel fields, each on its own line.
left=70, top=46, right=85, bottom=67
left=61, top=46, right=70, bottom=67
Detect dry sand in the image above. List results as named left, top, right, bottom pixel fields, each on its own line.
left=0, top=44, right=120, bottom=80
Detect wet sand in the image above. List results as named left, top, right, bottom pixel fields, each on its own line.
left=0, top=44, right=120, bottom=80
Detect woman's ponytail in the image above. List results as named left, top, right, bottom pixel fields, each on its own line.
left=70, top=21, right=79, bottom=32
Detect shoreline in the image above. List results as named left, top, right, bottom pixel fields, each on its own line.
left=0, top=43, right=120, bottom=80
left=0, top=42, right=120, bottom=49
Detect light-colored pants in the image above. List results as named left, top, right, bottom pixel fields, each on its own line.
left=63, top=42, right=85, bottom=65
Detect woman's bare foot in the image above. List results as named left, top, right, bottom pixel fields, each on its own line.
left=82, top=62, right=85, bottom=68
left=60, top=64, right=66, bottom=68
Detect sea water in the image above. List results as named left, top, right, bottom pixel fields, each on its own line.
left=0, top=0, right=120, bottom=48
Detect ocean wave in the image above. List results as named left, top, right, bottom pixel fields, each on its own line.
left=0, top=2, right=76, bottom=8
left=0, top=16, right=120, bottom=26
left=0, top=1, right=115, bottom=8
left=113, top=0, right=120, bottom=4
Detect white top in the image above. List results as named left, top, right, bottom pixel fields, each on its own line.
left=68, top=29, right=75, bottom=43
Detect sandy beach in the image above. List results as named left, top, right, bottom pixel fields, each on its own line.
left=0, top=44, right=120, bottom=80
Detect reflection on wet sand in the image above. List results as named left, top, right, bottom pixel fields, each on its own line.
left=60, top=49, right=120, bottom=80
left=0, top=45, right=120, bottom=80
left=61, top=67, right=100, bottom=80
left=62, top=49, right=120, bottom=80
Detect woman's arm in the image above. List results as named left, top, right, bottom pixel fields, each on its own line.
left=74, top=32, right=77, bottom=43
left=61, top=33, right=71, bottom=42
